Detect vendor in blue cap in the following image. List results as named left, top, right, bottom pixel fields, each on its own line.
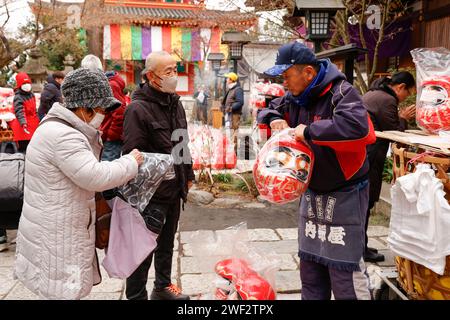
left=257, top=40, right=376, bottom=300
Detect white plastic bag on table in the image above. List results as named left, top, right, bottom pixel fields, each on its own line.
left=188, top=222, right=279, bottom=300
left=117, top=152, right=175, bottom=214
left=253, top=128, right=314, bottom=204
left=411, top=47, right=450, bottom=134
left=387, top=164, right=450, bottom=275
left=102, top=197, right=158, bottom=279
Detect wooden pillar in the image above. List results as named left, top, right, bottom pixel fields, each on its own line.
left=83, top=0, right=104, bottom=61
left=86, top=26, right=103, bottom=60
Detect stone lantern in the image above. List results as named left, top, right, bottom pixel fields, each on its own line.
left=63, top=54, right=76, bottom=74
left=20, top=48, right=48, bottom=93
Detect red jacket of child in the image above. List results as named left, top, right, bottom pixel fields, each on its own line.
left=101, top=71, right=127, bottom=142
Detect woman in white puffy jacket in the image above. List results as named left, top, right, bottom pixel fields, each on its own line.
left=14, top=68, right=144, bottom=300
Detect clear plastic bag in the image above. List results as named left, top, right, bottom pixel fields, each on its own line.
left=188, top=222, right=279, bottom=300
left=117, top=152, right=175, bottom=213
left=188, top=124, right=236, bottom=170
left=253, top=128, right=314, bottom=204
left=411, top=47, right=450, bottom=134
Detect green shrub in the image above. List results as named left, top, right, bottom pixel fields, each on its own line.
left=214, top=173, right=233, bottom=183
left=382, top=156, right=394, bottom=183
left=233, top=179, right=249, bottom=192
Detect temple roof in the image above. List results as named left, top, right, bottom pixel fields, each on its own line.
left=107, top=5, right=256, bottom=27
left=30, top=1, right=256, bottom=29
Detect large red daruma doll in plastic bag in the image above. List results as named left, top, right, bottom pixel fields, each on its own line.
left=416, top=76, right=450, bottom=133
left=214, top=258, right=276, bottom=300
left=253, top=129, right=314, bottom=204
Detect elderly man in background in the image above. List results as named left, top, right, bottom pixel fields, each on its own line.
left=81, top=54, right=103, bottom=71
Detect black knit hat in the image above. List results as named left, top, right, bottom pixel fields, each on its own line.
left=61, top=68, right=121, bottom=112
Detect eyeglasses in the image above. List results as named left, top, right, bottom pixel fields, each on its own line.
left=161, top=67, right=178, bottom=77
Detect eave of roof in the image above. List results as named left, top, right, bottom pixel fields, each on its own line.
left=29, top=1, right=257, bottom=28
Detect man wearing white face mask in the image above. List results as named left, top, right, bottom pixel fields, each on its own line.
left=14, top=68, right=144, bottom=300
left=8, top=72, right=40, bottom=152
left=122, top=51, right=195, bottom=300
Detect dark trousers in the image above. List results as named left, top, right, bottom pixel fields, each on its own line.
left=197, top=104, right=208, bottom=124
left=125, top=200, right=181, bottom=300
left=364, top=200, right=376, bottom=250
left=300, top=259, right=371, bottom=300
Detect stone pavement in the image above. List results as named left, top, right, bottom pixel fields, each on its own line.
left=0, top=225, right=393, bottom=300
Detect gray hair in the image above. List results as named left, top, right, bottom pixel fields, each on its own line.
left=143, top=51, right=172, bottom=74
left=81, top=54, right=103, bottom=71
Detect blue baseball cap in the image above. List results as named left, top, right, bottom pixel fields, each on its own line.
left=264, top=41, right=318, bottom=77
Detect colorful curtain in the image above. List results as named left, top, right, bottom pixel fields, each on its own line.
left=120, top=25, right=132, bottom=60
left=103, top=24, right=224, bottom=62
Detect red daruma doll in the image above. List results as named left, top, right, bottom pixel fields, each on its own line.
left=416, top=76, right=450, bottom=133
left=253, top=128, right=314, bottom=204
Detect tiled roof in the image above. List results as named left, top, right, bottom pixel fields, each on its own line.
left=107, top=5, right=255, bottom=23
left=30, top=1, right=256, bottom=28
left=109, top=6, right=198, bottom=19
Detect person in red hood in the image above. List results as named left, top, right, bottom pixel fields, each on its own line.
left=124, top=87, right=132, bottom=106
left=8, top=72, right=39, bottom=152
left=100, top=71, right=128, bottom=161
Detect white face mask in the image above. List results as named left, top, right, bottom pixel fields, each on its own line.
left=154, top=74, right=178, bottom=93
left=21, top=83, right=32, bottom=92
left=81, top=109, right=105, bottom=130
left=89, top=112, right=105, bottom=129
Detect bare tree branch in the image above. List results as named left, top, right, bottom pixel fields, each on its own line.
left=0, top=1, right=15, bottom=66
left=369, top=0, right=391, bottom=85
left=1, top=0, right=10, bottom=29
left=358, top=0, right=370, bottom=92
left=229, top=0, right=301, bottom=41
left=34, top=0, right=42, bottom=45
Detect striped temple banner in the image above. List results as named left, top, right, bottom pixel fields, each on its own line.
left=141, top=27, right=152, bottom=60
left=103, top=24, right=226, bottom=62
left=120, top=25, right=132, bottom=60
left=131, top=25, right=142, bottom=60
